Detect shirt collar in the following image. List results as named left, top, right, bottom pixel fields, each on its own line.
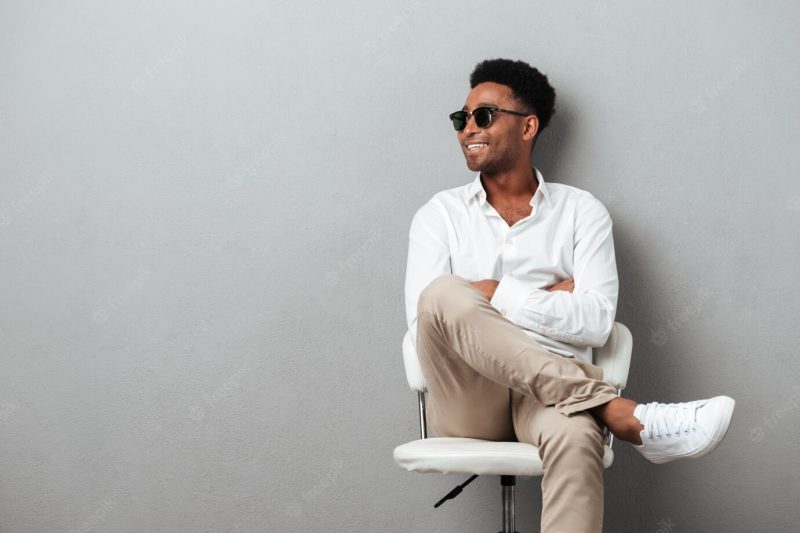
left=465, top=167, right=552, bottom=207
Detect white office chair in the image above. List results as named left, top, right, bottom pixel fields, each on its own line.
left=393, top=322, right=633, bottom=533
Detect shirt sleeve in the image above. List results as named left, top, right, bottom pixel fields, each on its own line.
left=490, top=193, right=619, bottom=347
left=404, top=198, right=452, bottom=347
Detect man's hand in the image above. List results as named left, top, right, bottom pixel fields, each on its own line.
left=469, top=279, right=500, bottom=301
left=546, top=276, right=574, bottom=293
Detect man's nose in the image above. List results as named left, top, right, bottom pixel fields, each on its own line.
left=462, top=112, right=480, bottom=135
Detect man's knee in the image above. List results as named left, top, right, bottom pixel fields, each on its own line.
left=417, top=273, right=470, bottom=315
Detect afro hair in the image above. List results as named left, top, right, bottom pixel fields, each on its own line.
left=469, top=58, right=556, bottom=132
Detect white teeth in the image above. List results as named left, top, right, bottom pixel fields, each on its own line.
left=467, top=143, right=488, bottom=150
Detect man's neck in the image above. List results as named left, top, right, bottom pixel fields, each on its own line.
left=480, top=162, right=538, bottom=203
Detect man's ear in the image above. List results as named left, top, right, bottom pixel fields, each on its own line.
left=522, top=115, right=539, bottom=142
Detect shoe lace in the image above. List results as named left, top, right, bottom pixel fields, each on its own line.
left=640, top=401, right=698, bottom=439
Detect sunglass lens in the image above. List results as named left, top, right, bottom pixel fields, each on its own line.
left=474, top=107, right=493, bottom=128
left=450, top=112, right=467, bottom=131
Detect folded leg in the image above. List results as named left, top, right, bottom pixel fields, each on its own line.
left=416, top=274, right=618, bottom=418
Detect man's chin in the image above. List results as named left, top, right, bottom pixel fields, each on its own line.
left=465, top=160, right=498, bottom=174
left=464, top=158, right=484, bottom=172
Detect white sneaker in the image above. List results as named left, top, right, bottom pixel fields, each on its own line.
left=631, top=395, right=735, bottom=464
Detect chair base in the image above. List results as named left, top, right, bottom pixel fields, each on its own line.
left=434, top=474, right=519, bottom=533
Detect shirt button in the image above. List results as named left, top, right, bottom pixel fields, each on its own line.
left=505, top=238, right=513, bottom=245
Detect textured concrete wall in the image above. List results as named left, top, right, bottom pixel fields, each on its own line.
left=1, top=1, right=798, bottom=531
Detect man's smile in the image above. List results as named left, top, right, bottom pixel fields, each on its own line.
left=466, top=142, right=488, bottom=151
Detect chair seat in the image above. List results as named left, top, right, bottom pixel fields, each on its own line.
left=394, top=437, right=614, bottom=477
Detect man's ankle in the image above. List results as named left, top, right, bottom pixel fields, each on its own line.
left=589, top=397, right=643, bottom=444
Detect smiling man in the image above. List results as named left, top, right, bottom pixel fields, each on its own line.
left=404, top=58, right=736, bottom=532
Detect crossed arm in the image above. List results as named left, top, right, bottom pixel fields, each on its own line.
left=405, top=194, right=619, bottom=349
left=469, top=277, right=574, bottom=300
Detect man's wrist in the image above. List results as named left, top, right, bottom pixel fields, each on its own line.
left=490, top=274, right=529, bottom=320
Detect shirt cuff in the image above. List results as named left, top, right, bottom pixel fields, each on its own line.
left=489, top=273, right=529, bottom=322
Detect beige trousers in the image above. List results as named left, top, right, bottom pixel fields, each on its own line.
left=416, top=274, right=620, bottom=533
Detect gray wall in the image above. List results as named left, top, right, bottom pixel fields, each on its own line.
left=1, top=1, right=798, bottom=531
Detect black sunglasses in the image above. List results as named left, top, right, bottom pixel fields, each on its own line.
left=448, top=106, right=530, bottom=131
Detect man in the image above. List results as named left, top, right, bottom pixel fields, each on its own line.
left=404, top=58, right=735, bottom=533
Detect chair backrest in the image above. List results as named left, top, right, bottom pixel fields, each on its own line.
left=401, top=330, right=426, bottom=392
left=593, top=322, right=632, bottom=390
left=402, top=322, right=633, bottom=393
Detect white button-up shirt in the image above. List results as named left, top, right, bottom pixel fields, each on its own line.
left=404, top=167, right=618, bottom=364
